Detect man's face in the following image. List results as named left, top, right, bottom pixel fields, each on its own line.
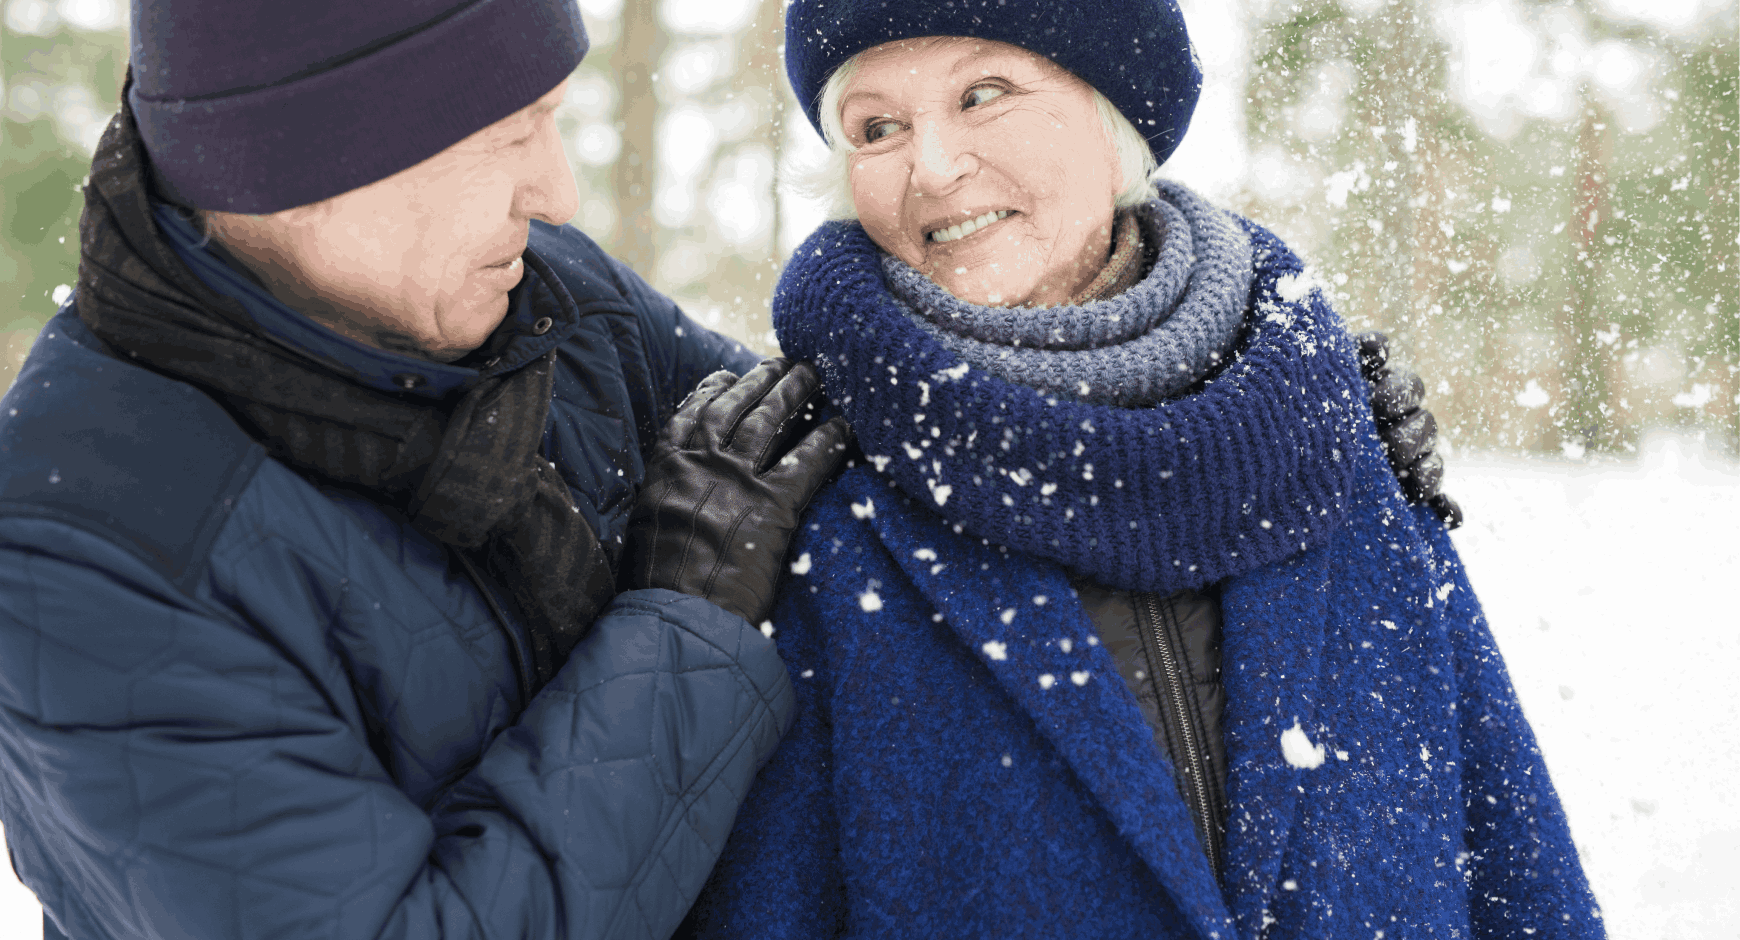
left=205, top=82, right=579, bottom=363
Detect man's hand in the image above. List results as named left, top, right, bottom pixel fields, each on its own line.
left=622, top=358, right=851, bottom=625
left=1356, top=331, right=1463, bottom=529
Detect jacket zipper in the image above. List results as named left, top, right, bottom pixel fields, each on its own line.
left=1137, top=591, right=1222, bottom=880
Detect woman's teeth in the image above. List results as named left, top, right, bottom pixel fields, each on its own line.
left=929, top=209, right=1011, bottom=244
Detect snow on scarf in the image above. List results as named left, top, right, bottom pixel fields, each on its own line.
left=774, top=212, right=1370, bottom=595
left=882, top=182, right=1251, bottom=407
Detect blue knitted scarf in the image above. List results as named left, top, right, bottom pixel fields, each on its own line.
left=882, top=182, right=1251, bottom=407
left=774, top=213, right=1371, bottom=594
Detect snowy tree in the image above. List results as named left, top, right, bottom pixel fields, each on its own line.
left=1238, top=0, right=1736, bottom=455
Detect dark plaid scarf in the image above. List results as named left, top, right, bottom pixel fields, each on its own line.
left=74, top=99, right=612, bottom=687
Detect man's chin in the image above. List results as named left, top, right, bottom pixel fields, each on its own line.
left=375, top=326, right=491, bottom=364
left=407, top=295, right=512, bottom=363
left=417, top=343, right=476, bottom=364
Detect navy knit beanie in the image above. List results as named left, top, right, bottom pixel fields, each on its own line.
left=784, top=0, right=1201, bottom=166
left=129, top=0, right=589, bottom=214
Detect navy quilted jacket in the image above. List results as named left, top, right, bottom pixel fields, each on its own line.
left=0, top=220, right=791, bottom=939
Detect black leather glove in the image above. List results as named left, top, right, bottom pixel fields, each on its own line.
left=1356, top=331, right=1463, bottom=529
left=622, top=358, right=852, bottom=625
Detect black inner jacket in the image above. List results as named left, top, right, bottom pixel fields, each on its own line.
left=1074, top=580, right=1229, bottom=879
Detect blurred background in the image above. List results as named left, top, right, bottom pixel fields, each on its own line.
left=2, top=1, right=1736, bottom=938
left=4, top=0, right=1734, bottom=457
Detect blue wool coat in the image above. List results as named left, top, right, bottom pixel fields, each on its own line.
left=693, top=467, right=1602, bottom=940
left=0, top=220, right=785, bottom=940
left=688, top=235, right=1603, bottom=940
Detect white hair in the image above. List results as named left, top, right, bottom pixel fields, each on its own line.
left=793, top=52, right=1160, bottom=221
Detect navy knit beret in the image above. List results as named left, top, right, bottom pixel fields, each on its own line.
left=129, top=0, right=589, bottom=214
left=784, top=0, right=1201, bottom=166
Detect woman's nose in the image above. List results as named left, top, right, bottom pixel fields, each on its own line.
left=909, top=117, right=978, bottom=195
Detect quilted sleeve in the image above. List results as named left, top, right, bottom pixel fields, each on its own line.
left=0, top=519, right=793, bottom=940
left=678, top=520, right=847, bottom=940
left=1416, top=509, right=1607, bottom=940
left=602, top=253, right=764, bottom=429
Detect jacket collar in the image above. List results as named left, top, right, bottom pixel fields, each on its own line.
left=850, top=480, right=1239, bottom=940
left=151, top=203, right=572, bottom=401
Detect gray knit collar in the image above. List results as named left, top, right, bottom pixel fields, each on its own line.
left=881, top=181, right=1253, bottom=407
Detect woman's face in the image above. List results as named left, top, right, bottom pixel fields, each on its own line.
left=839, top=38, right=1123, bottom=308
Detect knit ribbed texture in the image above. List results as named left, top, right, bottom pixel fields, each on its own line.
left=774, top=210, right=1366, bottom=595
left=882, top=182, right=1250, bottom=407
left=1069, top=207, right=1147, bottom=304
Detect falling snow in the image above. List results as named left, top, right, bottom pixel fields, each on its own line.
left=1281, top=721, right=1328, bottom=770
left=2, top=0, right=1734, bottom=935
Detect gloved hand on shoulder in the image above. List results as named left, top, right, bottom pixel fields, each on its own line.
left=622, top=358, right=852, bottom=625
left=1356, top=331, right=1463, bottom=529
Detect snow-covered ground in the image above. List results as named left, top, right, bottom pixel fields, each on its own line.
left=1, top=433, right=1734, bottom=939
left=1443, top=433, right=1740, bottom=940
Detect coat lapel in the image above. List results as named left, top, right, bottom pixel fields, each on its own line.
left=852, top=483, right=1238, bottom=940
left=1216, top=541, right=1333, bottom=937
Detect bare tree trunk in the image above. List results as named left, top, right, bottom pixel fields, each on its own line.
left=1702, top=62, right=1740, bottom=452
left=746, top=0, right=785, bottom=259
left=1564, top=89, right=1616, bottom=452
left=722, top=0, right=790, bottom=351
left=611, top=3, right=666, bottom=274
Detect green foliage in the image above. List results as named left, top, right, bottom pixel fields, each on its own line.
left=2, top=8, right=128, bottom=387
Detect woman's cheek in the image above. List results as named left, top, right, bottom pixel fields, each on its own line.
left=851, top=154, right=904, bottom=216
left=853, top=158, right=921, bottom=257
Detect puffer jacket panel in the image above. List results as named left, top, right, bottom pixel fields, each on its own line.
left=1150, top=590, right=1227, bottom=803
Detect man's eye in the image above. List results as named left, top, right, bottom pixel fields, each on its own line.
left=864, top=119, right=902, bottom=143
left=963, top=85, right=1007, bottom=109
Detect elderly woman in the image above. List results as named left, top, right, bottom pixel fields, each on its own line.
left=680, top=1, right=1602, bottom=938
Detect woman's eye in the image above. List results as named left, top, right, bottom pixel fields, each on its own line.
left=963, top=85, right=1007, bottom=109
left=864, top=119, right=902, bottom=143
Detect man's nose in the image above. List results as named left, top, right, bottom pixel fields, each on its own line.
left=909, top=117, right=977, bottom=196
left=518, top=112, right=580, bottom=226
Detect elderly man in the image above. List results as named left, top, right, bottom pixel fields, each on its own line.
left=0, top=1, right=845, bottom=938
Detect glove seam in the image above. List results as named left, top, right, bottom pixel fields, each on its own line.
left=700, top=504, right=756, bottom=612
left=672, top=479, right=715, bottom=593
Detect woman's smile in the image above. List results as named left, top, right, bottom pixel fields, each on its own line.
left=925, top=208, right=1015, bottom=244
